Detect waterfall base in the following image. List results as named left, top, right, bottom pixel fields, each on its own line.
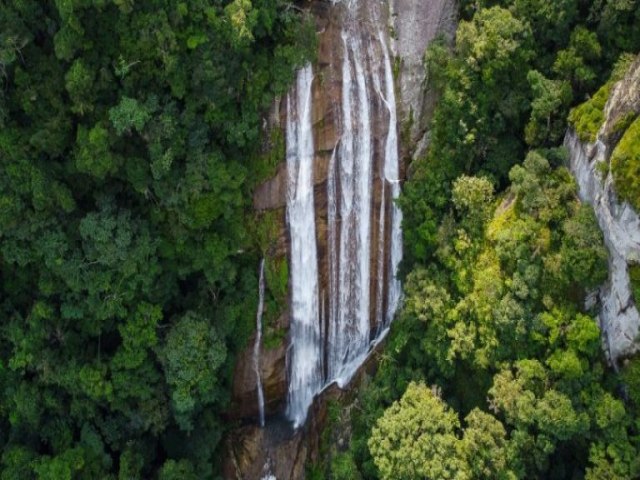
left=223, top=339, right=386, bottom=480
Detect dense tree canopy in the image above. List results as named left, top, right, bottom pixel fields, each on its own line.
left=0, top=0, right=313, bottom=477
left=339, top=148, right=640, bottom=480
left=2, top=0, right=640, bottom=478
left=324, top=2, right=640, bottom=477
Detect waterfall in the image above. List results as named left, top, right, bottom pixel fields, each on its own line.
left=285, top=2, right=403, bottom=428
left=253, top=259, right=266, bottom=427
left=285, top=64, right=323, bottom=428
left=328, top=27, right=374, bottom=384
left=379, top=30, right=403, bottom=326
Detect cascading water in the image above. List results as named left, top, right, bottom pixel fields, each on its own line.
left=379, top=30, right=403, bottom=325
left=253, top=259, right=266, bottom=427
left=328, top=26, right=374, bottom=384
left=285, top=0, right=403, bottom=428
left=285, top=64, right=323, bottom=428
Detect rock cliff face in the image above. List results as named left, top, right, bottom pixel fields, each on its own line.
left=224, top=0, right=458, bottom=477
left=391, top=0, right=457, bottom=157
left=565, top=56, right=640, bottom=365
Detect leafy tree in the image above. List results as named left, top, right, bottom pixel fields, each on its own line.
left=458, top=409, right=518, bottom=479
left=0, top=0, right=314, bottom=476
left=553, top=26, right=602, bottom=93
left=368, top=382, right=463, bottom=480
left=525, top=70, right=573, bottom=146
left=160, top=313, right=227, bottom=431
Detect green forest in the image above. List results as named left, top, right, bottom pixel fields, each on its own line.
left=0, top=1, right=313, bottom=477
left=1, top=0, right=640, bottom=479
left=323, top=1, right=640, bottom=479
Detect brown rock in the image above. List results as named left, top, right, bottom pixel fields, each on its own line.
left=226, top=0, right=458, bottom=474
left=228, top=309, right=290, bottom=421
left=254, top=162, right=288, bottom=211
left=222, top=338, right=389, bottom=480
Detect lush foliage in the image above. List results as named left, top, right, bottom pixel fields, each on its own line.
left=611, top=116, right=640, bottom=210
left=329, top=2, right=640, bottom=477
left=567, top=81, right=612, bottom=142
left=339, top=150, right=640, bottom=479
left=0, top=0, right=312, bottom=477
left=400, top=0, right=640, bottom=266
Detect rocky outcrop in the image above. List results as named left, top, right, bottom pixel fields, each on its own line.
left=229, top=311, right=289, bottom=420
left=565, top=55, right=640, bottom=365
left=391, top=0, right=457, bottom=157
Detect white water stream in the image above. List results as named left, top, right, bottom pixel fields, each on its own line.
left=284, top=2, right=402, bottom=428
left=285, top=65, right=323, bottom=428
left=253, top=259, right=266, bottom=427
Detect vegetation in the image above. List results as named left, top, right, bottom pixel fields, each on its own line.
left=1, top=0, right=640, bottom=478
left=340, top=148, right=640, bottom=479
left=0, top=0, right=313, bottom=477
left=333, top=1, right=640, bottom=479
left=568, top=81, right=612, bottom=142
left=611, top=116, right=640, bottom=210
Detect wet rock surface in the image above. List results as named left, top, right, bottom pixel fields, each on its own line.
left=224, top=1, right=458, bottom=477
left=223, top=341, right=385, bottom=480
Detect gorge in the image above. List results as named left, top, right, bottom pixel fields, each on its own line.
left=3, top=1, right=640, bottom=478
left=225, top=2, right=640, bottom=479
left=224, top=0, right=457, bottom=477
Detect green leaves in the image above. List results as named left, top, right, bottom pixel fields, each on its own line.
left=362, top=145, right=625, bottom=478
left=553, top=26, right=602, bottom=96
left=611, top=116, right=640, bottom=210
left=369, top=382, right=521, bottom=480
left=0, top=0, right=311, bottom=475
left=458, top=409, right=516, bottom=480
left=160, top=313, right=226, bottom=431
left=65, top=59, right=94, bottom=115
left=113, top=303, right=161, bottom=370
left=75, top=124, right=118, bottom=179
left=108, top=97, right=151, bottom=136
left=368, top=382, right=462, bottom=480
left=526, top=70, right=572, bottom=146
left=457, top=7, right=534, bottom=84
left=224, top=0, right=256, bottom=47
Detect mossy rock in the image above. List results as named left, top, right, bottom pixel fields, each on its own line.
left=263, top=325, right=286, bottom=350
left=611, top=117, right=640, bottom=211
left=568, top=81, right=613, bottom=143
left=251, top=127, right=285, bottom=186
left=265, top=256, right=288, bottom=303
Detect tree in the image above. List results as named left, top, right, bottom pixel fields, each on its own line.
left=160, top=312, right=227, bottom=431
left=452, top=175, right=495, bottom=235
left=553, top=26, right=602, bottom=93
left=525, top=70, right=572, bottom=146
left=0, top=0, right=313, bottom=476
left=368, top=382, right=464, bottom=480
left=458, top=409, right=518, bottom=479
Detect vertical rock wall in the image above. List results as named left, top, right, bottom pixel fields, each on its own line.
left=566, top=56, right=640, bottom=365
left=229, top=0, right=457, bottom=428
left=391, top=0, right=457, bottom=157
left=223, top=1, right=458, bottom=477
